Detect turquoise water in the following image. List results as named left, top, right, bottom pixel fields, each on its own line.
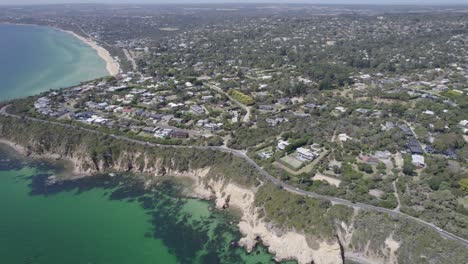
left=0, top=24, right=290, bottom=264
left=0, top=24, right=109, bottom=101
left=0, top=147, right=286, bottom=263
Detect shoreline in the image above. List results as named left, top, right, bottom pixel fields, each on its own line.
left=0, top=139, right=26, bottom=155
left=61, top=30, right=121, bottom=76
left=188, top=176, right=344, bottom=264
left=0, top=139, right=314, bottom=264
left=0, top=139, right=87, bottom=178
left=0, top=137, right=337, bottom=264
left=1, top=22, right=120, bottom=76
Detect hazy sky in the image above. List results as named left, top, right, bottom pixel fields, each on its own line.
left=0, top=0, right=467, bottom=5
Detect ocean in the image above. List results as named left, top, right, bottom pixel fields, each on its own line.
left=0, top=24, right=285, bottom=263
left=0, top=24, right=108, bottom=102
left=0, top=146, right=284, bottom=264
left=0, top=146, right=282, bottom=264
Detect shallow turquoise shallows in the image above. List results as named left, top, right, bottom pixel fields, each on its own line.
left=0, top=148, right=286, bottom=264
left=0, top=24, right=109, bottom=101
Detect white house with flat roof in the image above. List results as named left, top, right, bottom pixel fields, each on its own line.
left=412, top=154, right=425, bottom=168
left=297, top=147, right=318, bottom=161
left=277, top=140, right=290, bottom=151
left=338, top=133, right=352, bottom=142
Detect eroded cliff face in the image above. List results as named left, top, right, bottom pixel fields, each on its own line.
left=0, top=137, right=101, bottom=175
left=0, top=120, right=405, bottom=264
left=0, top=136, right=346, bottom=264
left=0, top=132, right=409, bottom=264
left=336, top=213, right=401, bottom=264
left=187, top=174, right=344, bottom=264
left=2, top=118, right=467, bottom=264
left=8, top=137, right=168, bottom=176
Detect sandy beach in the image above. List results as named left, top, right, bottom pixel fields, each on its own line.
left=64, top=30, right=120, bottom=76
left=1, top=22, right=120, bottom=76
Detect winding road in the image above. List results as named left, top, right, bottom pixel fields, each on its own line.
left=205, top=83, right=252, bottom=123
left=1, top=105, right=467, bottom=247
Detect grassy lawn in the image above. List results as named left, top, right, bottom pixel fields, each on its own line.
left=279, top=155, right=304, bottom=170
left=137, top=132, right=154, bottom=138
left=274, top=161, right=300, bottom=175
left=275, top=150, right=330, bottom=175
left=256, top=146, right=273, bottom=153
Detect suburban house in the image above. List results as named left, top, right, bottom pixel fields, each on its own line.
left=190, top=105, right=205, bottom=115
left=142, top=126, right=156, bottom=133
left=335, top=106, right=347, bottom=113
left=399, top=124, right=413, bottom=136
left=338, top=133, right=352, bottom=142
left=407, top=138, right=424, bottom=155
left=296, top=147, right=318, bottom=161
left=412, top=154, right=426, bottom=168
left=359, top=155, right=380, bottom=164
left=258, top=151, right=274, bottom=159
left=154, top=128, right=173, bottom=138
left=304, top=103, right=319, bottom=109
left=259, top=105, right=275, bottom=111
left=266, top=117, right=288, bottom=127
left=169, top=130, right=189, bottom=138
left=277, top=140, right=290, bottom=151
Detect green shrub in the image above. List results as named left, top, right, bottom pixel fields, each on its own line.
left=227, top=89, right=255, bottom=105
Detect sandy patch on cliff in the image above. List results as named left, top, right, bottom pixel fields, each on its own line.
left=385, top=234, right=400, bottom=264
left=0, top=139, right=26, bottom=155
left=170, top=168, right=213, bottom=199
left=193, top=178, right=343, bottom=264
left=312, top=173, right=342, bottom=187
left=0, top=139, right=61, bottom=160
left=343, top=233, right=400, bottom=264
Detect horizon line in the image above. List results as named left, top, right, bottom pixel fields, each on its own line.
left=1, top=1, right=468, bottom=7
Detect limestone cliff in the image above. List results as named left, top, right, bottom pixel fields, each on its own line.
left=2, top=116, right=467, bottom=264
left=0, top=134, right=345, bottom=264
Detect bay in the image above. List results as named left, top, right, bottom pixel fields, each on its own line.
left=0, top=146, right=284, bottom=264
left=0, top=24, right=108, bottom=101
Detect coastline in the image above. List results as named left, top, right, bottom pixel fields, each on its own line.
left=0, top=137, right=340, bottom=264
left=172, top=170, right=343, bottom=264
left=62, top=30, right=120, bottom=76
left=0, top=139, right=26, bottom=155
left=1, top=22, right=120, bottom=76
